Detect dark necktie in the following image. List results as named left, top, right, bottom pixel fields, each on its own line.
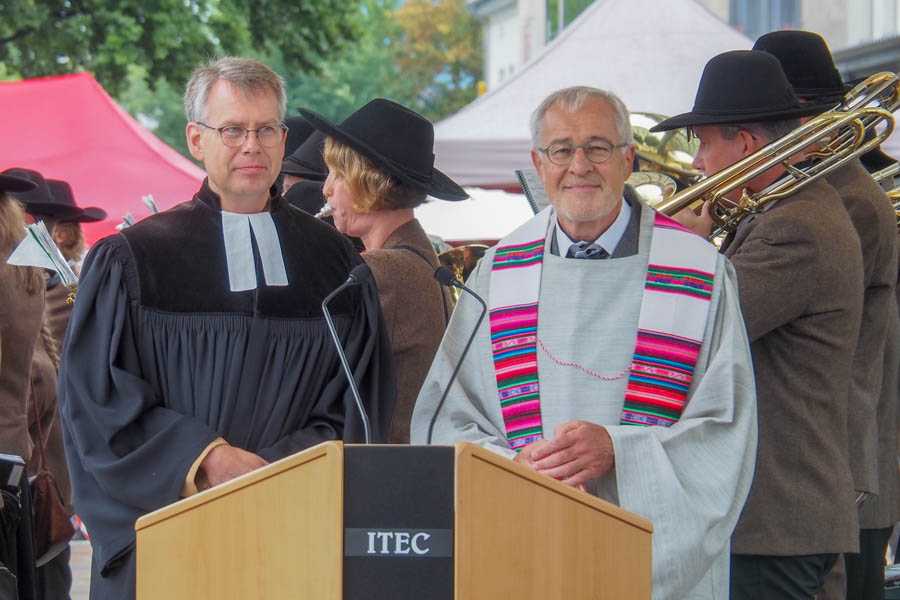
left=566, top=241, right=608, bottom=259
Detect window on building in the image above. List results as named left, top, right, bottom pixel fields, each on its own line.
left=729, top=0, right=800, bottom=40
left=546, top=0, right=596, bottom=41
left=847, top=0, right=899, bottom=46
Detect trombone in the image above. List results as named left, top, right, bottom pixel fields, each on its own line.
left=871, top=162, right=900, bottom=228
left=653, top=72, right=900, bottom=238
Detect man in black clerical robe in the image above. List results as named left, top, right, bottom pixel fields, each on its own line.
left=57, top=57, right=394, bottom=600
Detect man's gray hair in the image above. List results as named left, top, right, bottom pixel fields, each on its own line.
left=530, top=86, right=634, bottom=148
left=719, top=119, right=799, bottom=143
left=183, top=57, right=287, bottom=123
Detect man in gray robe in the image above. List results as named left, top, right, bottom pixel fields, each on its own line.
left=411, top=86, right=757, bottom=599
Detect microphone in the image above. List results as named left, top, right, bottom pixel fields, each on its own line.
left=322, top=263, right=374, bottom=444
left=427, top=266, right=488, bottom=444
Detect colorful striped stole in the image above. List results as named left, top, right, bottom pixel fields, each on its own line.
left=488, top=207, right=718, bottom=451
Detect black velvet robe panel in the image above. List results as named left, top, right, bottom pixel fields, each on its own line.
left=58, top=182, right=394, bottom=600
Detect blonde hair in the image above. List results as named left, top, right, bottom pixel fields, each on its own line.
left=323, top=137, right=425, bottom=212
left=0, top=193, right=43, bottom=294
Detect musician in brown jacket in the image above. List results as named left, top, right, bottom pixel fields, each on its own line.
left=302, top=99, right=467, bottom=443
left=754, top=31, right=900, bottom=599
left=654, top=50, right=864, bottom=599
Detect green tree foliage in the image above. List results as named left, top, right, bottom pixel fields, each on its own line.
left=118, top=65, right=192, bottom=158
left=0, top=0, right=361, bottom=96
left=392, top=0, right=483, bottom=120
left=287, top=0, right=482, bottom=123
left=284, top=0, right=410, bottom=123
left=2, top=1, right=483, bottom=160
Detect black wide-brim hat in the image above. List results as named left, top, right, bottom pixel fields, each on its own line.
left=651, top=50, right=821, bottom=133
left=281, top=130, right=327, bottom=181
left=284, top=116, right=315, bottom=158
left=46, top=179, right=107, bottom=222
left=0, top=172, right=36, bottom=193
left=1, top=167, right=84, bottom=219
left=284, top=179, right=326, bottom=215
left=753, top=31, right=847, bottom=112
left=299, top=99, right=468, bottom=201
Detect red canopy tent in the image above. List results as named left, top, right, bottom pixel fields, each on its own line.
left=0, top=72, right=204, bottom=244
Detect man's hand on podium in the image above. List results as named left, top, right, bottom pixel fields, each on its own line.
left=520, top=421, right=615, bottom=489
left=198, top=445, right=268, bottom=490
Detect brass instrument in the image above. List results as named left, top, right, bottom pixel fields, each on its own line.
left=626, top=171, right=678, bottom=204
left=870, top=161, right=900, bottom=187
left=437, top=244, right=488, bottom=301
left=889, top=189, right=900, bottom=228
left=654, top=72, right=900, bottom=237
left=630, top=112, right=702, bottom=188
left=870, top=162, right=900, bottom=227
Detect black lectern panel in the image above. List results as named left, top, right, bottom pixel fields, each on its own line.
left=343, top=446, right=454, bottom=600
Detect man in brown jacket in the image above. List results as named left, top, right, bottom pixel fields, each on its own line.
left=753, top=31, right=900, bottom=599
left=653, top=50, right=865, bottom=599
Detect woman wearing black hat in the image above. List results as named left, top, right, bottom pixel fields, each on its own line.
left=301, top=98, right=467, bottom=444
left=0, top=173, right=47, bottom=593
left=0, top=172, right=46, bottom=461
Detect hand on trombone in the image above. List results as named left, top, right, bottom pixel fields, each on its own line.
left=673, top=199, right=714, bottom=238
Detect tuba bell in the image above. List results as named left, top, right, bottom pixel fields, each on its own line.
left=630, top=112, right=702, bottom=189
left=437, top=244, right=489, bottom=302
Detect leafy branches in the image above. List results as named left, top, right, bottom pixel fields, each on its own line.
left=0, top=0, right=362, bottom=95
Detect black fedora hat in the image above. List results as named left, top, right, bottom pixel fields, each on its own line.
left=46, top=179, right=107, bottom=222
left=651, top=51, right=820, bottom=133
left=1, top=168, right=82, bottom=219
left=0, top=172, right=36, bottom=193
left=753, top=31, right=846, bottom=112
left=282, top=131, right=327, bottom=181
left=299, top=99, right=468, bottom=201
left=284, top=179, right=326, bottom=215
left=284, top=116, right=315, bottom=157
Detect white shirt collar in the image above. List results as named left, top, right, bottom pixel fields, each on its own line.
left=555, top=197, right=631, bottom=257
left=221, top=210, right=289, bottom=292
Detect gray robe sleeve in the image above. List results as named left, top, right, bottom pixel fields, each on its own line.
left=59, top=241, right=220, bottom=511
left=603, top=257, right=758, bottom=599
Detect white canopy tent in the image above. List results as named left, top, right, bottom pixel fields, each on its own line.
left=416, top=188, right=534, bottom=242
left=434, top=0, right=752, bottom=187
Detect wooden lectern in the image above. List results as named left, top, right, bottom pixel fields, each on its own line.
left=135, top=442, right=652, bottom=599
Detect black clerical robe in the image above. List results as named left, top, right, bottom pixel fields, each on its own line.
left=58, top=182, right=394, bottom=599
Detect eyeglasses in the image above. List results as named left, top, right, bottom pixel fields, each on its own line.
left=195, top=122, right=288, bottom=148
left=539, top=141, right=629, bottom=166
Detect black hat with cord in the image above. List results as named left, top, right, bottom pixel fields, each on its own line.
left=651, top=51, right=821, bottom=133
left=281, top=131, right=328, bottom=182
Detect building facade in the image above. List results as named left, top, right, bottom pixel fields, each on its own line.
left=470, top=0, right=900, bottom=92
